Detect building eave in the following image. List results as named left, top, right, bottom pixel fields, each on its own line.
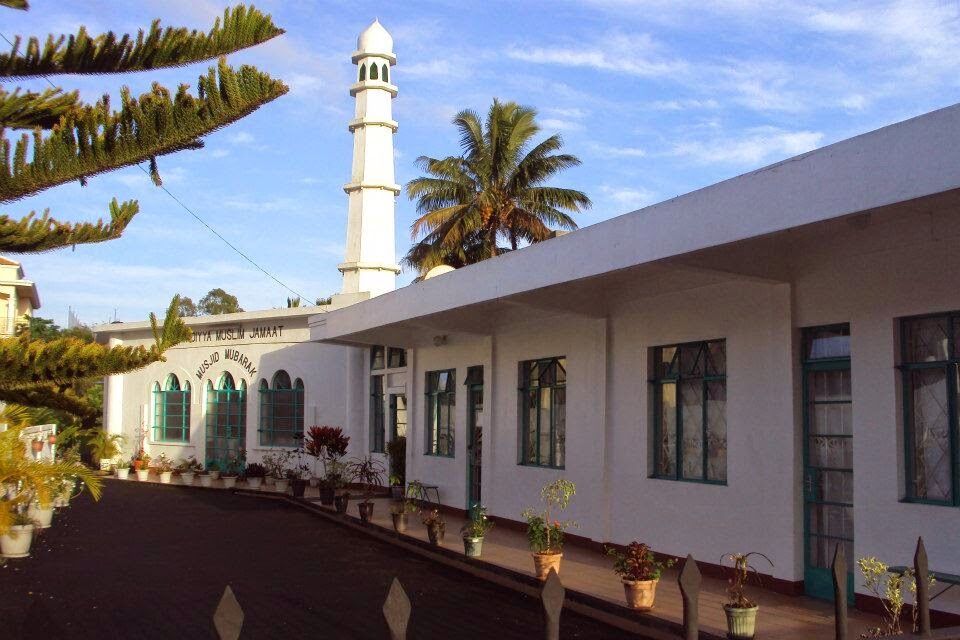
left=93, top=305, right=326, bottom=337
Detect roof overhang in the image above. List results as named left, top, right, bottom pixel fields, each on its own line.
left=311, top=102, right=960, bottom=348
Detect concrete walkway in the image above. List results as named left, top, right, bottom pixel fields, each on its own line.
left=129, top=472, right=884, bottom=639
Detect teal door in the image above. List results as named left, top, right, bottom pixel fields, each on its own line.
left=205, top=372, right=247, bottom=471
left=465, top=366, right=484, bottom=513
left=802, top=325, right=854, bottom=603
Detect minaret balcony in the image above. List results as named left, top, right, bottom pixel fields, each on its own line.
left=350, top=80, right=398, bottom=97
left=351, top=50, right=397, bottom=64
left=348, top=117, right=398, bottom=133
left=343, top=181, right=402, bottom=195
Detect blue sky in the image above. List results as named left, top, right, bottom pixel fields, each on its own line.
left=6, top=0, right=960, bottom=326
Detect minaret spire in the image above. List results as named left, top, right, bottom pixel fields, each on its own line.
left=338, top=19, right=401, bottom=298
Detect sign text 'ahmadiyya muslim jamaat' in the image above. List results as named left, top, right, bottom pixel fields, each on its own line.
left=190, top=324, right=284, bottom=343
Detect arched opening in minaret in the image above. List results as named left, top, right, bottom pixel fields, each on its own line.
left=382, top=64, right=389, bottom=83
left=359, top=64, right=366, bottom=81
left=370, top=63, right=379, bottom=80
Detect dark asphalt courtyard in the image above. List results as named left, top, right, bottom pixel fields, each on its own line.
left=1, top=481, right=637, bottom=639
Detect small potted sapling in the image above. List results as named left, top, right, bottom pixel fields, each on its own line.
left=460, top=506, right=494, bottom=558
left=386, top=435, right=406, bottom=500
left=722, top=551, right=773, bottom=639
left=422, top=509, right=445, bottom=546
left=198, top=466, right=213, bottom=487
left=243, top=462, right=266, bottom=489
left=221, top=452, right=242, bottom=489
left=177, top=456, right=202, bottom=485
left=0, top=510, right=36, bottom=559
left=346, top=455, right=385, bottom=523
left=288, top=444, right=310, bottom=498
left=207, top=461, right=221, bottom=481
left=607, top=542, right=675, bottom=611
left=115, top=459, right=130, bottom=480
left=133, top=451, right=151, bottom=481
left=389, top=491, right=418, bottom=533
left=522, top=478, right=578, bottom=580
left=155, top=453, right=174, bottom=484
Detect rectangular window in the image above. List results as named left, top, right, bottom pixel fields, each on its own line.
left=370, top=375, right=385, bottom=453
left=425, top=369, right=455, bottom=456
left=901, top=313, right=959, bottom=505
left=519, top=357, right=566, bottom=468
left=652, top=340, right=727, bottom=483
left=388, top=347, right=407, bottom=369
left=371, top=345, right=386, bottom=370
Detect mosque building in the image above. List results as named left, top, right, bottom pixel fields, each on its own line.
left=95, top=20, right=960, bottom=614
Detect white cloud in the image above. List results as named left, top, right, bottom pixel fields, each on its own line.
left=543, top=107, right=588, bottom=119
left=402, top=59, right=455, bottom=79
left=210, top=149, right=230, bottom=159
left=668, top=127, right=824, bottom=165
left=652, top=98, right=720, bottom=111
left=589, top=143, right=647, bottom=158
left=228, top=131, right=256, bottom=146
left=540, top=118, right=583, bottom=132
left=600, top=185, right=658, bottom=211
left=508, top=39, right=687, bottom=78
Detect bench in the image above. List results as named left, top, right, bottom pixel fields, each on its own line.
left=406, top=481, right=440, bottom=509
left=889, top=565, right=960, bottom=601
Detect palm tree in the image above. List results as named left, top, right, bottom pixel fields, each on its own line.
left=404, top=99, right=591, bottom=276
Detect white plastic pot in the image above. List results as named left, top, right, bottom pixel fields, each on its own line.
left=209, top=471, right=221, bottom=480
left=136, top=469, right=150, bottom=481
left=159, top=471, right=172, bottom=484
left=180, top=472, right=195, bottom=485
left=0, top=524, right=34, bottom=558
left=274, top=478, right=290, bottom=493
left=309, top=477, right=319, bottom=487
left=27, top=503, right=54, bottom=529
left=264, top=476, right=276, bottom=486
left=116, top=468, right=130, bottom=480
left=222, top=476, right=237, bottom=489
left=199, top=474, right=213, bottom=487
left=247, top=477, right=263, bottom=489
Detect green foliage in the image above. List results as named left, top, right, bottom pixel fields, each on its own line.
left=0, top=5, right=283, bottom=78
left=0, top=199, right=137, bottom=253
left=0, top=0, right=27, bottom=10
left=198, top=287, right=243, bottom=315
left=176, top=295, right=198, bottom=317
left=286, top=296, right=300, bottom=307
left=607, top=542, right=675, bottom=582
left=460, top=505, right=494, bottom=538
left=404, top=99, right=590, bottom=276
left=345, top=455, right=385, bottom=504
left=858, top=557, right=935, bottom=637
left=24, top=315, right=59, bottom=340
left=0, top=87, right=79, bottom=129
left=521, top=478, right=578, bottom=553
left=84, top=429, right=123, bottom=460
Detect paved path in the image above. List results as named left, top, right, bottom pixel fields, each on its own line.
left=0, top=481, right=637, bottom=639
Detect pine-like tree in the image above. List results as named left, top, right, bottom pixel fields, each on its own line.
left=0, top=3, right=288, bottom=426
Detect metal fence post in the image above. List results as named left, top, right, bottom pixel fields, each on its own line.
left=541, top=568, right=564, bottom=640
left=832, top=542, right=848, bottom=640
left=914, top=537, right=931, bottom=637
left=678, top=554, right=701, bottom=640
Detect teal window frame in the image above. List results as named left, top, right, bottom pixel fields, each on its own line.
left=900, top=312, right=960, bottom=506
left=425, top=369, right=455, bottom=457
left=371, top=345, right=385, bottom=370
left=388, top=347, right=406, bottom=369
left=518, top=357, right=566, bottom=469
left=152, top=374, right=191, bottom=442
left=258, top=370, right=304, bottom=448
left=651, top=339, right=727, bottom=484
left=206, top=372, right=247, bottom=442
left=370, top=374, right=385, bottom=453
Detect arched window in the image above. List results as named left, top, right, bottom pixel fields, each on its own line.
left=370, top=62, right=379, bottom=80
left=153, top=374, right=190, bottom=442
left=259, top=370, right=304, bottom=447
left=359, top=63, right=366, bottom=82
left=205, top=372, right=247, bottom=468
left=381, top=64, right=389, bottom=83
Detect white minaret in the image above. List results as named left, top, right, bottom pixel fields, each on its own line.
left=338, top=19, right=401, bottom=298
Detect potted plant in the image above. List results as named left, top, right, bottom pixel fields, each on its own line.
left=155, top=452, right=174, bottom=483
left=607, top=542, right=675, bottom=610
left=177, top=456, right=202, bottom=485
left=386, top=435, right=406, bottom=499
left=460, top=506, right=494, bottom=558
left=115, top=460, right=130, bottom=480
left=85, top=430, right=124, bottom=471
left=198, top=469, right=212, bottom=487
left=305, top=425, right=350, bottom=505
left=26, top=498, right=54, bottom=529
left=220, top=452, right=242, bottom=489
left=288, top=446, right=310, bottom=497
left=390, top=492, right=419, bottom=533
left=0, top=511, right=35, bottom=558
left=521, top=478, right=578, bottom=580
left=133, top=451, right=151, bottom=481
left=206, top=461, right=221, bottom=480
left=334, top=488, right=351, bottom=514
left=722, top=552, right=773, bottom=639
left=422, top=509, right=445, bottom=546
left=262, top=450, right=292, bottom=490
left=243, top=462, right=266, bottom=489
left=346, top=455, right=385, bottom=523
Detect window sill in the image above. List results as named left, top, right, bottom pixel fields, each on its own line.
left=423, top=452, right=455, bottom=459
left=647, top=475, right=727, bottom=486
left=518, top=463, right=565, bottom=470
left=899, top=497, right=955, bottom=507
left=151, top=440, right=192, bottom=447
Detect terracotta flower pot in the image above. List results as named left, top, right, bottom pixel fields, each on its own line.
left=622, top=578, right=658, bottom=610
left=47, top=435, right=56, bottom=445
left=391, top=512, right=408, bottom=533
left=532, top=552, right=563, bottom=580
left=31, top=440, right=43, bottom=453
left=724, top=605, right=759, bottom=639
left=358, top=502, right=374, bottom=523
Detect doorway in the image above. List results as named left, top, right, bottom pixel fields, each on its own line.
left=465, top=366, right=484, bottom=513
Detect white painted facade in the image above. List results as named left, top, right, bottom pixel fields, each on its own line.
left=95, top=20, right=960, bottom=613
left=0, top=256, right=39, bottom=336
